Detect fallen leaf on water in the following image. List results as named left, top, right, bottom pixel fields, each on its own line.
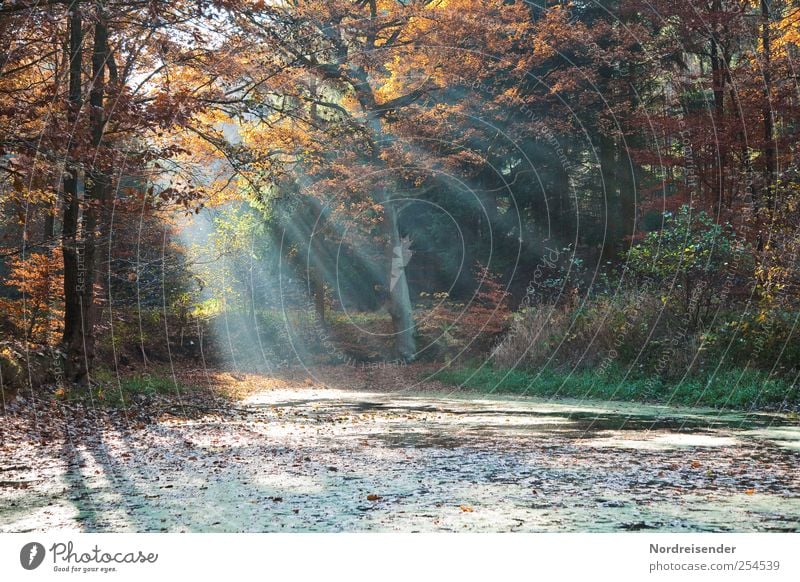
left=367, top=494, right=382, bottom=501
left=459, top=505, right=474, bottom=513
left=744, top=489, right=755, bottom=495
left=690, top=460, right=702, bottom=469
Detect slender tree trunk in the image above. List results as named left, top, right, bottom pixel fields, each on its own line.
left=43, top=205, right=55, bottom=244
left=81, top=4, right=109, bottom=376
left=63, top=3, right=108, bottom=385
left=382, top=200, right=415, bottom=361
left=551, top=143, right=570, bottom=244
left=599, top=132, right=620, bottom=261
left=364, top=112, right=416, bottom=360
left=709, top=3, right=726, bottom=208
left=762, top=0, right=775, bottom=209
left=61, top=2, right=85, bottom=383
left=310, top=202, right=327, bottom=325
left=617, top=140, right=637, bottom=251
left=619, top=66, right=640, bottom=248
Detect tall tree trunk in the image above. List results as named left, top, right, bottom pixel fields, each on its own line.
left=62, top=3, right=108, bottom=385
left=310, top=206, right=327, bottom=325
left=599, top=132, right=620, bottom=261
left=383, top=200, right=415, bottom=361
left=709, top=2, right=726, bottom=208
left=61, top=2, right=85, bottom=383
left=617, top=140, right=637, bottom=253
left=761, top=0, right=775, bottom=209
left=364, top=112, right=416, bottom=360
left=551, top=143, right=571, bottom=245
left=81, top=5, right=109, bottom=377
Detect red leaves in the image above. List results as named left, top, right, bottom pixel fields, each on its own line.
left=417, top=262, right=511, bottom=357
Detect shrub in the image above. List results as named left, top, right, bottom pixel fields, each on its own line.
left=416, top=264, right=511, bottom=360
left=625, top=205, right=745, bottom=331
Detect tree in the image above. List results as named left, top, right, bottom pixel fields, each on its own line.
left=216, top=0, right=529, bottom=360
left=1, top=1, right=229, bottom=383
left=1, top=248, right=64, bottom=343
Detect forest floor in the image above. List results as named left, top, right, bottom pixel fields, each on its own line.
left=1, top=364, right=800, bottom=532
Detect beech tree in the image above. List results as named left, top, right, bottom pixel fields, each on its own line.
left=211, top=0, right=530, bottom=360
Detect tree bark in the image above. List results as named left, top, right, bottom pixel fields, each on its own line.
left=382, top=199, right=415, bottom=361
left=599, top=132, right=620, bottom=261
left=709, top=0, right=726, bottom=208
left=310, top=204, right=327, bottom=325
left=761, top=0, right=775, bottom=209
left=362, top=102, right=417, bottom=360
left=61, top=2, right=85, bottom=383
left=62, top=2, right=108, bottom=385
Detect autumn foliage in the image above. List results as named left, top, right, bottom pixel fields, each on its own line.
left=0, top=248, right=63, bottom=344
left=0, top=0, right=799, bottom=390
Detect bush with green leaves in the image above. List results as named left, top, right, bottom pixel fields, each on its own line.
left=624, top=205, right=746, bottom=331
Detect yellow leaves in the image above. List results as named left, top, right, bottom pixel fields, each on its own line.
left=375, top=56, right=406, bottom=104
left=459, top=504, right=474, bottom=513
left=533, top=37, right=557, bottom=60
left=773, top=7, right=800, bottom=57
left=744, top=489, right=756, bottom=495
left=340, top=94, right=359, bottom=112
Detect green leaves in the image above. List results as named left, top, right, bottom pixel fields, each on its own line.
left=626, top=205, right=739, bottom=284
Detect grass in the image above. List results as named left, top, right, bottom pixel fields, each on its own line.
left=61, top=367, right=199, bottom=408
left=433, top=364, right=800, bottom=411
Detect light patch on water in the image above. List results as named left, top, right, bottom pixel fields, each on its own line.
left=254, top=472, right=324, bottom=494
left=580, top=432, right=740, bottom=450
left=449, top=415, right=574, bottom=427
left=744, top=427, right=800, bottom=450
left=244, top=388, right=374, bottom=406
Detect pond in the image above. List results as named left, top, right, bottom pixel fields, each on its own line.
left=2, top=386, right=799, bottom=532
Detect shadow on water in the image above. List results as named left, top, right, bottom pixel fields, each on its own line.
left=259, top=396, right=793, bottom=434
left=58, top=419, right=176, bottom=532
left=60, top=439, right=103, bottom=531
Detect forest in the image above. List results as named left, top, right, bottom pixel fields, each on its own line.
left=1, top=0, right=800, bottom=534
